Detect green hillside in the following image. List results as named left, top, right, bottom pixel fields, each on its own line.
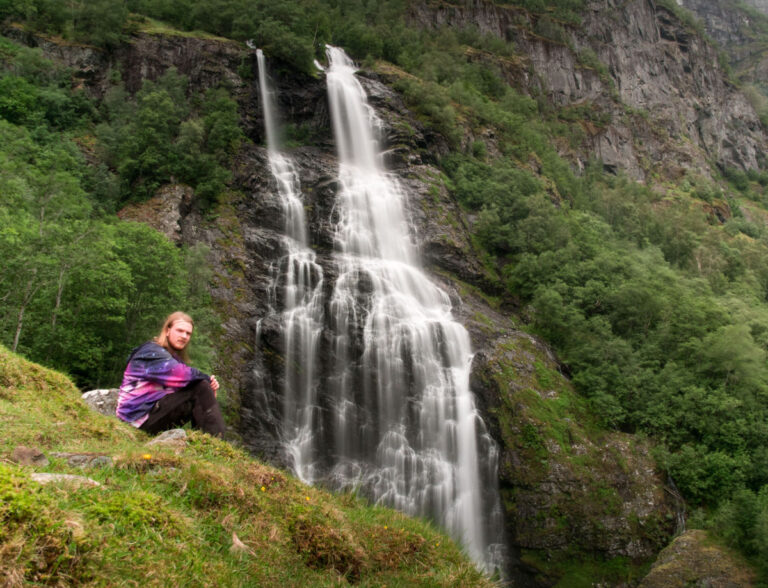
left=0, top=344, right=490, bottom=586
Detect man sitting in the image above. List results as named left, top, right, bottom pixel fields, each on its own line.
left=116, top=311, right=225, bottom=437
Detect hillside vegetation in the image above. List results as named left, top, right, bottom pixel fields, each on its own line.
left=3, top=0, right=768, bottom=581
left=0, top=344, right=490, bottom=586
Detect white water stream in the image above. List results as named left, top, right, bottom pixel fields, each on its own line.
left=257, top=50, right=324, bottom=483
left=324, top=46, right=501, bottom=570
left=258, top=47, right=505, bottom=573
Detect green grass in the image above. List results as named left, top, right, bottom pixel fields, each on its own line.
left=0, top=344, right=493, bottom=586
left=520, top=550, right=646, bottom=588
left=133, top=16, right=235, bottom=42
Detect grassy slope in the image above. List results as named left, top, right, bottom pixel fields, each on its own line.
left=0, top=344, right=492, bottom=587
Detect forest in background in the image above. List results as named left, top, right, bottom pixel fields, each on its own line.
left=3, top=0, right=768, bottom=579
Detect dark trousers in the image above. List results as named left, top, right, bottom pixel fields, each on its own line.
left=140, top=379, right=225, bottom=437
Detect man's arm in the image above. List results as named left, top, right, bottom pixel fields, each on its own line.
left=128, top=343, right=210, bottom=390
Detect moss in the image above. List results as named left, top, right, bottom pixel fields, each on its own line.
left=435, top=270, right=503, bottom=311
left=0, top=344, right=492, bottom=586
left=135, top=16, right=235, bottom=42
left=488, top=331, right=675, bottom=581
left=84, top=489, right=187, bottom=536
left=641, top=530, right=757, bottom=587
left=533, top=359, right=554, bottom=389
left=521, top=549, right=647, bottom=587
left=518, top=422, right=546, bottom=461
left=471, top=311, right=496, bottom=335
left=0, top=463, right=90, bottom=583
left=289, top=509, right=367, bottom=582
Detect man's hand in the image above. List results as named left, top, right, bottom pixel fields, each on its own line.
left=210, top=375, right=220, bottom=397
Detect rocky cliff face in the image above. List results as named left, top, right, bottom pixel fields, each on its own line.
left=745, top=0, right=768, bottom=14
left=2, top=25, right=245, bottom=96
left=226, top=63, right=678, bottom=581
left=12, top=18, right=687, bottom=584
left=678, top=0, right=751, bottom=48
left=679, top=0, right=768, bottom=84
left=410, top=0, right=767, bottom=182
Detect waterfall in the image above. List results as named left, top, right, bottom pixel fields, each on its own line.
left=256, top=47, right=505, bottom=574
left=324, top=46, right=504, bottom=572
left=257, top=50, right=324, bottom=483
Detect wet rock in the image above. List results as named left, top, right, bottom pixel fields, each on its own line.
left=10, top=446, right=49, bottom=467
left=469, top=328, right=678, bottom=579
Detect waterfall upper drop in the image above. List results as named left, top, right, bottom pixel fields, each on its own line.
left=257, top=50, right=324, bottom=484
left=324, top=45, right=504, bottom=571
left=255, top=46, right=505, bottom=573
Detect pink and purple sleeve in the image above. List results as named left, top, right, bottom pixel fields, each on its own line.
left=116, top=346, right=209, bottom=424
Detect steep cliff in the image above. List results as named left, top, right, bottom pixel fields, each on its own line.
left=410, top=0, right=767, bottom=182
left=679, top=0, right=768, bottom=85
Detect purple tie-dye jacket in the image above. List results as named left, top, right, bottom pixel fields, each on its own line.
left=116, top=341, right=210, bottom=427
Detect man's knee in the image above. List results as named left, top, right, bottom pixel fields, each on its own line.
left=189, top=379, right=217, bottom=407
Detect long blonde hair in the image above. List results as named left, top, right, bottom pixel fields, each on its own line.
left=155, top=311, right=194, bottom=363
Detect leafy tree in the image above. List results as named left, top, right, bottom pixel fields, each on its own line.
left=0, top=43, right=218, bottom=389
left=202, top=88, right=243, bottom=162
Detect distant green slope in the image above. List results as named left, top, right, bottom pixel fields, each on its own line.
left=0, top=344, right=492, bottom=586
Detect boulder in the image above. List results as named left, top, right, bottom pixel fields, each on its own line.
left=146, top=428, right=188, bottom=450
left=10, top=446, right=49, bottom=467
left=81, top=389, right=119, bottom=417
left=639, top=530, right=756, bottom=587
left=50, top=452, right=114, bottom=468
left=118, top=184, right=192, bottom=243
left=30, top=473, right=101, bottom=488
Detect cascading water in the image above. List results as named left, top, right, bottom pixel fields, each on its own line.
left=256, top=46, right=505, bottom=574
left=323, top=46, right=504, bottom=572
left=257, top=50, right=324, bottom=483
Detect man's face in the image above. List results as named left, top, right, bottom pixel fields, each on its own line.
left=166, top=320, right=193, bottom=352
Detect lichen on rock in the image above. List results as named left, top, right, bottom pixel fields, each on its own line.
left=639, top=529, right=756, bottom=587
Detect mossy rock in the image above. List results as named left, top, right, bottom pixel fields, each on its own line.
left=639, top=530, right=756, bottom=587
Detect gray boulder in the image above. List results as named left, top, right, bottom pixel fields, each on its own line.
left=30, top=473, right=101, bottom=488
left=81, top=388, right=119, bottom=417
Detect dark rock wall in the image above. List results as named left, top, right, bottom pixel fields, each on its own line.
left=232, top=59, right=678, bottom=581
